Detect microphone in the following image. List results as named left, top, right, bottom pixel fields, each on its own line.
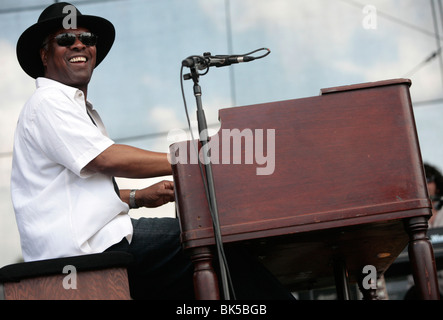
left=182, top=48, right=270, bottom=70
left=204, top=54, right=256, bottom=68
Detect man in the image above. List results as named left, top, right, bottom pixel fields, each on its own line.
left=403, top=163, right=443, bottom=299
left=12, top=3, right=294, bottom=300
left=425, top=163, right=443, bottom=228
left=12, top=2, right=193, bottom=299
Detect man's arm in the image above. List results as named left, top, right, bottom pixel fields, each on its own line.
left=84, top=144, right=172, bottom=178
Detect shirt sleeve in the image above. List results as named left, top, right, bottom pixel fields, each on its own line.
left=30, top=88, right=114, bottom=178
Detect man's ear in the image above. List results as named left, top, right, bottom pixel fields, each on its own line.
left=40, top=47, right=48, bottom=68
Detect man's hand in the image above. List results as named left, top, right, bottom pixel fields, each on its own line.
left=132, top=180, right=175, bottom=208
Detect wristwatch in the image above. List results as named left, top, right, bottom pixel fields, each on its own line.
left=129, top=189, right=138, bottom=209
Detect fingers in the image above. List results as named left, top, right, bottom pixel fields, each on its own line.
left=134, top=180, right=175, bottom=208
left=161, top=181, right=175, bottom=203
left=160, top=180, right=174, bottom=190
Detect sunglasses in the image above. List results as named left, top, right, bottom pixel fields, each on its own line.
left=45, top=32, right=98, bottom=47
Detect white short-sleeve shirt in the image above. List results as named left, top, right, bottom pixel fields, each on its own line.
left=11, top=77, right=133, bottom=261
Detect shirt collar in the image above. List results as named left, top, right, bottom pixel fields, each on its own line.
left=36, top=77, right=94, bottom=109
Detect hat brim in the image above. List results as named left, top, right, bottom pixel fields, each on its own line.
left=17, top=15, right=115, bottom=79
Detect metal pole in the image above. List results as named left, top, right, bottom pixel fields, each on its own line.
left=431, top=0, right=443, bottom=88
left=225, top=0, right=237, bottom=106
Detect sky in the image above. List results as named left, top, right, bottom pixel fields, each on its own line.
left=1, top=0, right=443, bottom=268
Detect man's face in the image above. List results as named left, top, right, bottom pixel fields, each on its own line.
left=40, top=27, right=96, bottom=91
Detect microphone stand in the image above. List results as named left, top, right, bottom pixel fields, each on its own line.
left=184, top=60, right=231, bottom=300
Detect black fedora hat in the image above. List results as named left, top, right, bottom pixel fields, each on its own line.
left=16, top=2, right=115, bottom=79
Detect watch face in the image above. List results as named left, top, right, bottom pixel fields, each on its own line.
left=129, top=189, right=136, bottom=208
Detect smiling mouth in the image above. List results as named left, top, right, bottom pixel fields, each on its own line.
left=69, top=56, right=87, bottom=63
